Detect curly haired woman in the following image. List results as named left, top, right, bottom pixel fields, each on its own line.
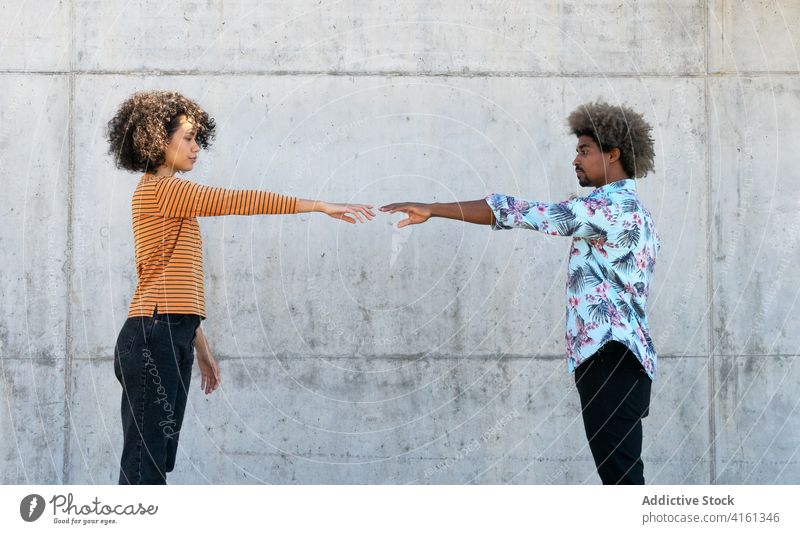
left=381, top=101, right=660, bottom=484
left=107, top=90, right=374, bottom=484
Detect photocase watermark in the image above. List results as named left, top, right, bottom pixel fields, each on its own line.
left=141, top=345, right=180, bottom=439
left=542, top=462, right=570, bottom=485
left=423, top=408, right=520, bottom=479
left=19, top=493, right=158, bottom=524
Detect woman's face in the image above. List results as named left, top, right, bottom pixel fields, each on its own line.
left=161, top=115, right=200, bottom=173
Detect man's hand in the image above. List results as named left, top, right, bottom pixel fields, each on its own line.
left=379, top=202, right=433, bottom=227
left=194, top=326, right=220, bottom=395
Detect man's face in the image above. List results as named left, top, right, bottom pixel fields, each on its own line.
left=163, top=115, right=199, bottom=173
left=572, top=135, right=609, bottom=188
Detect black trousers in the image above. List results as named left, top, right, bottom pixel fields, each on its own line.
left=113, top=308, right=201, bottom=484
left=574, top=340, right=652, bottom=485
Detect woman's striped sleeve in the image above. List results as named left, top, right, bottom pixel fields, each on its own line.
left=154, top=177, right=298, bottom=218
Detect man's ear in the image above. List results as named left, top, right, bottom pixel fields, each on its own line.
left=607, top=147, right=621, bottom=164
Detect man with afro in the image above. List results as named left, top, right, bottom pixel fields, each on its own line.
left=382, top=101, right=660, bottom=484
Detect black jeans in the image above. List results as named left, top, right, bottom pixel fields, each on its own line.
left=574, top=341, right=652, bottom=485
left=113, top=308, right=201, bottom=484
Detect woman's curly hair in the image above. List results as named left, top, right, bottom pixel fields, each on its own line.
left=106, top=90, right=216, bottom=173
left=567, top=101, right=655, bottom=178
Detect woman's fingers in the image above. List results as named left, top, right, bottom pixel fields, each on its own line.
left=349, top=204, right=375, bottom=221
left=328, top=204, right=378, bottom=223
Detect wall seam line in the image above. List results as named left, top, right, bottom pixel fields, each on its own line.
left=705, top=0, right=717, bottom=486
left=62, top=0, right=75, bottom=485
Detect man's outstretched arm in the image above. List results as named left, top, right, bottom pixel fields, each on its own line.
left=380, top=200, right=495, bottom=227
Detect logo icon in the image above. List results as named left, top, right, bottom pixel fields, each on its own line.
left=20, top=494, right=45, bottom=522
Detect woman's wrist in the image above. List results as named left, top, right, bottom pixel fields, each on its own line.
left=296, top=199, right=328, bottom=214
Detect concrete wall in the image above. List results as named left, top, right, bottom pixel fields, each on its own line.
left=1, top=0, right=798, bottom=484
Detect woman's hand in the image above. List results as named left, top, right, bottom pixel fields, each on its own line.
left=320, top=201, right=375, bottom=224
left=194, top=326, right=220, bottom=395
left=296, top=199, right=375, bottom=224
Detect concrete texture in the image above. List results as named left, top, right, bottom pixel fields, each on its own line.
left=1, top=0, right=798, bottom=484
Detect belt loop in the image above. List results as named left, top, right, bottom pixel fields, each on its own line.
left=152, top=305, right=159, bottom=320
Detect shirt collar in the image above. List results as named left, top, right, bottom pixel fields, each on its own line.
left=589, top=178, right=636, bottom=196
left=141, top=172, right=177, bottom=182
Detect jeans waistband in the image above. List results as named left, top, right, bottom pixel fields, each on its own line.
left=150, top=306, right=199, bottom=321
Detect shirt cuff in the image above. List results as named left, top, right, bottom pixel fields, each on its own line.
left=485, top=193, right=514, bottom=230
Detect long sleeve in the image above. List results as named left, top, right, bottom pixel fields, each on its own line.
left=485, top=192, right=622, bottom=239
left=154, top=176, right=298, bottom=218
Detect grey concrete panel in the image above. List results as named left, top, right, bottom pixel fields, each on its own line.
left=643, top=356, right=712, bottom=484
left=709, top=0, right=800, bottom=73
left=65, top=357, right=120, bottom=484
left=0, top=357, right=65, bottom=484
left=709, top=76, right=800, bottom=357
left=0, top=1, right=71, bottom=71
left=714, top=355, right=800, bottom=484
left=0, top=74, right=70, bottom=361
left=74, top=1, right=705, bottom=74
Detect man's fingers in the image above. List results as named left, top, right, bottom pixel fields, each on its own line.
left=397, top=217, right=412, bottom=228
left=341, top=215, right=356, bottom=224
left=381, top=203, right=406, bottom=212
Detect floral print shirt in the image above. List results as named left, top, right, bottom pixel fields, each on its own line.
left=485, top=179, right=660, bottom=379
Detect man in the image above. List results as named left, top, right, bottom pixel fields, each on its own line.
left=381, top=101, right=660, bottom=484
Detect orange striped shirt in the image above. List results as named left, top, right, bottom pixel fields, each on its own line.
left=127, top=173, right=298, bottom=320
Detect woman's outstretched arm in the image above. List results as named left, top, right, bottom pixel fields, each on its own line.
left=153, top=176, right=374, bottom=223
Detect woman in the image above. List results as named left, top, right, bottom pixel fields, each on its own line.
left=106, top=90, right=374, bottom=484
